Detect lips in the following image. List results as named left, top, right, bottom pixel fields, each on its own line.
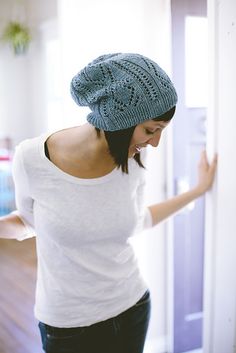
left=134, top=144, right=147, bottom=153
left=129, top=145, right=146, bottom=156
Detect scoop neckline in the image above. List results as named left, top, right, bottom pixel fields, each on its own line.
left=38, top=132, right=120, bottom=185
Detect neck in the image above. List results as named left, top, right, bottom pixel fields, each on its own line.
left=72, top=123, right=115, bottom=167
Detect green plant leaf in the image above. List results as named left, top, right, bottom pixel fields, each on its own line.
left=2, top=21, right=31, bottom=55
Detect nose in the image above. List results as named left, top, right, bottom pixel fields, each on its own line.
left=147, top=131, right=162, bottom=147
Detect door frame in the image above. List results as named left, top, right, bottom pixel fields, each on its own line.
left=203, top=0, right=236, bottom=352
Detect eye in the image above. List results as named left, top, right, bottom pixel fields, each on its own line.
left=144, top=129, right=154, bottom=135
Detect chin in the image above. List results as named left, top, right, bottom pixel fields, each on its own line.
left=128, top=148, right=135, bottom=158
left=128, top=151, right=139, bottom=159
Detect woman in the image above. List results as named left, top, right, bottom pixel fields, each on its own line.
left=0, top=53, right=217, bottom=353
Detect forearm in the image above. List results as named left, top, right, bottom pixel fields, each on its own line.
left=0, top=213, right=28, bottom=239
left=148, top=187, right=203, bottom=226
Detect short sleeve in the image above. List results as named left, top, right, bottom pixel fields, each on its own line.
left=11, top=144, right=36, bottom=241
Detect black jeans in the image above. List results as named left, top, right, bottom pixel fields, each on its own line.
left=38, top=290, right=151, bottom=353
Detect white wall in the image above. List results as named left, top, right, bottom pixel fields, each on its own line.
left=204, top=0, right=236, bottom=352
left=0, top=0, right=58, bottom=146
left=0, top=0, right=32, bottom=145
left=26, top=0, right=58, bottom=138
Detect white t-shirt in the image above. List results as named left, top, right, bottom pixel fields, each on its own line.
left=12, top=132, right=153, bottom=328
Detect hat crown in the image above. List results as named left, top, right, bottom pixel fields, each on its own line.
left=71, top=53, right=177, bottom=131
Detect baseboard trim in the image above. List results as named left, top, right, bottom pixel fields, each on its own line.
left=144, top=337, right=202, bottom=353
left=144, top=336, right=167, bottom=353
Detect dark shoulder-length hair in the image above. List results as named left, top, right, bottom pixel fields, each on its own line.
left=96, top=106, right=176, bottom=174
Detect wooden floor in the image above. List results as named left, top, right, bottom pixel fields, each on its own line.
left=0, top=238, right=42, bottom=353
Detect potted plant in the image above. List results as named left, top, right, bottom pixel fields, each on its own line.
left=2, top=21, right=31, bottom=55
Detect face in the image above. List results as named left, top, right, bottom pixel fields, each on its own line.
left=129, top=119, right=170, bottom=157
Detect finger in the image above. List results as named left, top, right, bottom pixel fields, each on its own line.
left=200, top=150, right=209, bottom=167
left=210, top=154, right=218, bottom=172
left=201, top=150, right=207, bottom=159
left=211, top=153, right=218, bottom=166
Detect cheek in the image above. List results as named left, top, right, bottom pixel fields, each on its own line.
left=130, top=137, right=136, bottom=147
left=130, top=130, right=145, bottom=146
left=130, top=133, right=138, bottom=147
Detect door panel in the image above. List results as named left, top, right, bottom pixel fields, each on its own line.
left=171, top=0, right=207, bottom=352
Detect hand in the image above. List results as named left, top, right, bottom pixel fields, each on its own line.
left=195, top=150, right=218, bottom=195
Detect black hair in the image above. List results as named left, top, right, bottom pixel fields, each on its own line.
left=96, top=106, right=176, bottom=174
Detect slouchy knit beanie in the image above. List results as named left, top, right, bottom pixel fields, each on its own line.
left=70, top=53, right=177, bottom=131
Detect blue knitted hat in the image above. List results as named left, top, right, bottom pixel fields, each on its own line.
left=70, top=53, right=178, bottom=131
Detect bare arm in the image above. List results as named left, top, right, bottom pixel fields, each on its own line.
left=148, top=151, right=218, bottom=226
left=1, top=141, right=36, bottom=241
left=0, top=213, right=30, bottom=239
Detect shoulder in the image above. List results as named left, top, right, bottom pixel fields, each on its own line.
left=16, top=134, right=43, bottom=151
left=14, top=133, right=49, bottom=169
